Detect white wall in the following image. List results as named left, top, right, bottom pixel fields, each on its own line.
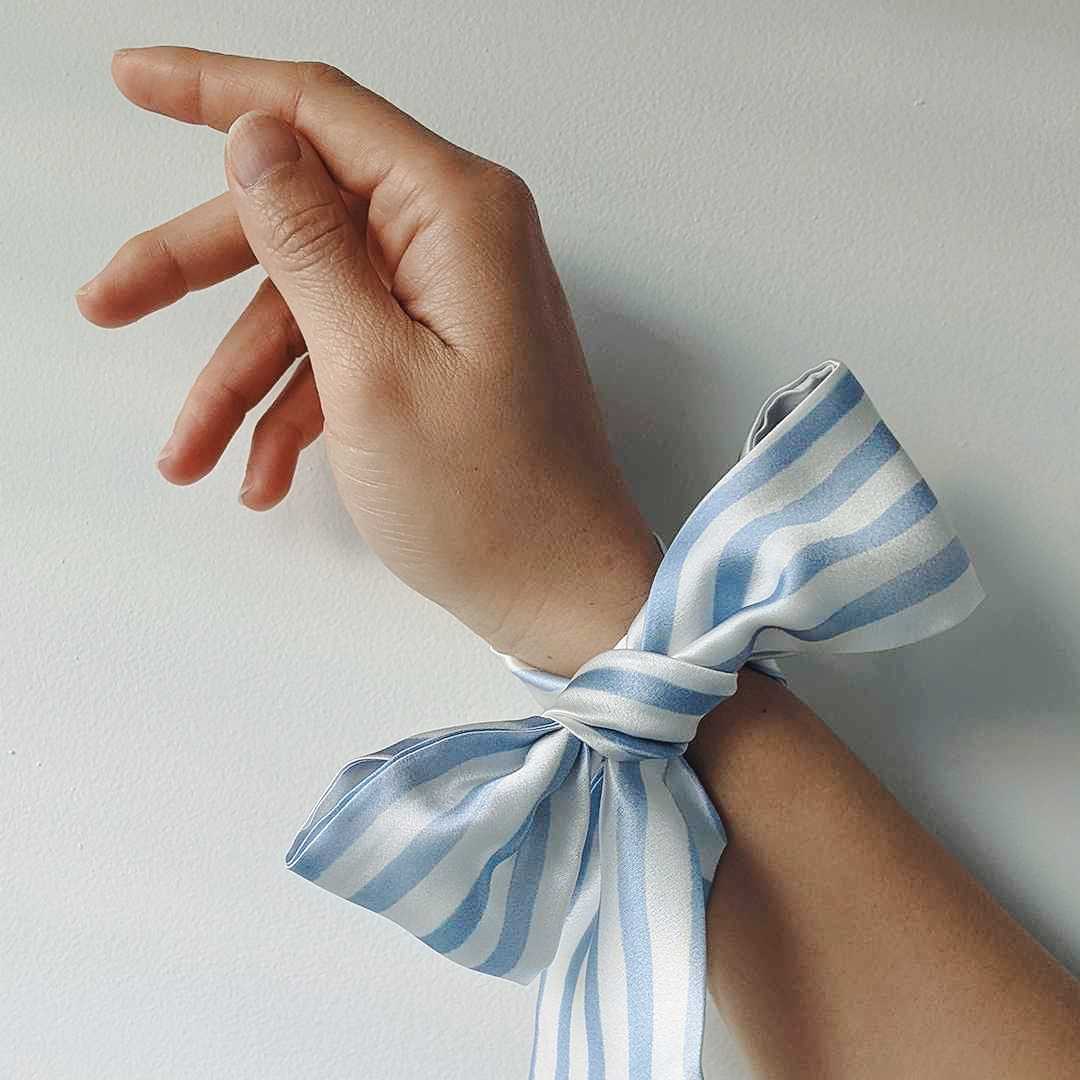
left=4, top=3, right=1079, bottom=1077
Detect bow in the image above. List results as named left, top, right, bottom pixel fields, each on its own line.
left=285, top=361, right=983, bottom=1078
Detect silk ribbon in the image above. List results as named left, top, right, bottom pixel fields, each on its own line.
left=285, top=360, right=983, bottom=1078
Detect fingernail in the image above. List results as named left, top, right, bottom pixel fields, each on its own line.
left=75, top=275, right=97, bottom=297
left=157, top=435, right=176, bottom=466
left=112, top=48, right=131, bottom=60
left=227, top=113, right=300, bottom=188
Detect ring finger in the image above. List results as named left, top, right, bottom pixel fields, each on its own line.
left=157, top=277, right=307, bottom=484
left=76, top=191, right=253, bottom=328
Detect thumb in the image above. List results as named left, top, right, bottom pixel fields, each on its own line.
left=224, top=110, right=409, bottom=426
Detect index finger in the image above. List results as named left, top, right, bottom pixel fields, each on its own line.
left=111, top=47, right=471, bottom=197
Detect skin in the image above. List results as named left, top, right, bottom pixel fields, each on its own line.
left=688, top=673, right=1080, bottom=1078
left=78, top=47, right=1080, bottom=1077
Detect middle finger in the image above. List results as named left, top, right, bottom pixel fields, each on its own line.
left=76, top=191, right=253, bottom=328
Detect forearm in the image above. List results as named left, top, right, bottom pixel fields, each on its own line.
left=687, top=670, right=1080, bottom=1079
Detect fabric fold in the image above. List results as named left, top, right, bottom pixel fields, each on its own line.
left=285, top=360, right=983, bottom=1078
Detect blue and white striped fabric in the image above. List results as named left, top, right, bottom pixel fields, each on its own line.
left=285, top=361, right=983, bottom=1078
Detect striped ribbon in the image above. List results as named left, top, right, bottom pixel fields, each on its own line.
left=285, top=361, right=983, bottom=1078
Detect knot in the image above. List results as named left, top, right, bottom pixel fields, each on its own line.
left=540, top=649, right=739, bottom=761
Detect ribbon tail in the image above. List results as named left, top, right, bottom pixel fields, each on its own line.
left=531, top=758, right=720, bottom=1079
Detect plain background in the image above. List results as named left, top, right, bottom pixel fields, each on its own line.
left=3, top=2, right=1079, bottom=1077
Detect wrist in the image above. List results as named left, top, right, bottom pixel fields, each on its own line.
left=485, top=511, right=662, bottom=678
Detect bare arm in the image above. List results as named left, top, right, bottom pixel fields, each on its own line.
left=687, top=670, right=1080, bottom=1079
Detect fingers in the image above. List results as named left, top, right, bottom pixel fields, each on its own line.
left=111, top=47, right=463, bottom=198
left=159, top=274, right=324, bottom=511
left=223, top=110, right=412, bottom=438
left=76, top=192, right=253, bottom=327
left=157, top=277, right=306, bottom=485
left=107, top=47, right=534, bottom=343
left=239, top=357, right=323, bottom=511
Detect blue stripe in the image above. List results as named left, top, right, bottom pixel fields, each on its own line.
left=555, top=922, right=595, bottom=1080
left=570, top=775, right=604, bottom=905
left=584, top=913, right=606, bottom=1080
left=543, top=777, right=606, bottom=1075
left=612, top=761, right=654, bottom=1077
left=640, top=369, right=864, bottom=653
left=287, top=725, right=550, bottom=881
left=711, top=421, right=900, bottom=626
left=423, top=803, right=547, bottom=955
left=717, top=480, right=938, bottom=671
left=570, top=666, right=727, bottom=717
left=352, top=738, right=580, bottom=913
left=475, top=797, right=553, bottom=976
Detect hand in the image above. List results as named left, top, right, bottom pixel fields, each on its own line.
left=76, top=47, right=661, bottom=676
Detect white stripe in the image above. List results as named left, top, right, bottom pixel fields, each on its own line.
left=543, top=651, right=737, bottom=752
left=742, top=360, right=840, bottom=455
left=665, top=757, right=727, bottom=884
left=596, top=781, right=631, bottom=1080
left=528, top=968, right=560, bottom=1080
left=641, top=761, right=696, bottom=1075
left=544, top=700, right=697, bottom=753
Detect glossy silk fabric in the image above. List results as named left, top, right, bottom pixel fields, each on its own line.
left=285, top=361, right=984, bottom=1079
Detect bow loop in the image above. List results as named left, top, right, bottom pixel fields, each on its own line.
left=286, top=717, right=596, bottom=987
left=540, top=649, right=738, bottom=761
left=624, top=361, right=982, bottom=673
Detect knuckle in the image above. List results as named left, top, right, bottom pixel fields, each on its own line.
left=443, top=162, right=540, bottom=242
left=428, top=160, right=541, bottom=251
left=279, top=305, right=307, bottom=357
left=265, top=200, right=350, bottom=271
left=116, top=230, right=189, bottom=297
left=477, top=162, right=536, bottom=213
left=294, top=60, right=354, bottom=88
left=188, top=377, right=250, bottom=426
left=120, top=229, right=160, bottom=266
left=253, top=410, right=304, bottom=446
left=253, top=278, right=305, bottom=355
